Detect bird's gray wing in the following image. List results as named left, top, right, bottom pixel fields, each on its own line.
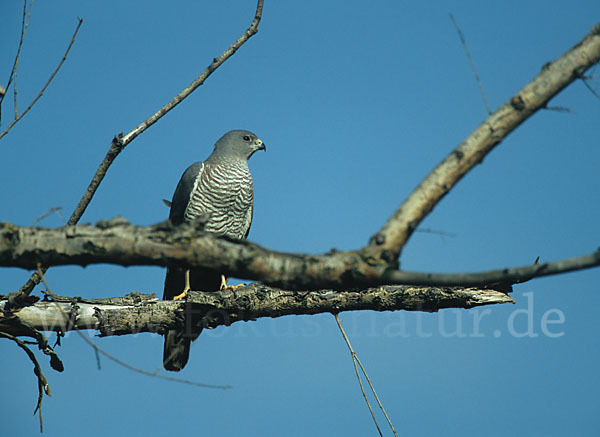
left=163, top=161, right=221, bottom=371
left=163, top=160, right=255, bottom=371
left=168, top=161, right=204, bottom=225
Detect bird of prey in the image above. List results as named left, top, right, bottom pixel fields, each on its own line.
left=163, top=130, right=266, bottom=371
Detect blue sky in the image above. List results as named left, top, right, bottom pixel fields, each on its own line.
left=2, top=1, right=599, bottom=435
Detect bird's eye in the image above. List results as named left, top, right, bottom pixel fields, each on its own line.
left=243, top=135, right=250, bottom=141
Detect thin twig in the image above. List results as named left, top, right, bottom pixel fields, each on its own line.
left=382, top=249, right=600, bottom=286
left=13, top=0, right=35, bottom=119
left=119, top=0, right=264, bottom=146
left=1, top=0, right=27, bottom=124
left=14, top=0, right=27, bottom=118
left=415, top=227, right=457, bottom=238
left=0, top=331, right=50, bottom=433
left=37, top=265, right=59, bottom=301
left=582, top=77, right=600, bottom=99
left=30, top=206, right=63, bottom=227
left=449, top=13, right=492, bottom=115
left=14, top=0, right=264, bottom=298
left=544, top=106, right=572, bottom=113
left=354, top=354, right=398, bottom=436
left=335, top=314, right=382, bottom=436
left=336, top=314, right=398, bottom=436
left=0, top=16, right=82, bottom=141
left=94, top=347, right=101, bottom=370
left=74, top=329, right=232, bottom=389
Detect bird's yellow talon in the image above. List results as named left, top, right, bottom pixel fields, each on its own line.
left=223, top=283, right=246, bottom=291
left=219, top=275, right=228, bottom=290
left=219, top=274, right=246, bottom=291
left=173, top=270, right=191, bottom=300
left=173, top=289, right=189, bottom=300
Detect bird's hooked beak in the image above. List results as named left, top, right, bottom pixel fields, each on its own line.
left=255, top=138, right=266, bottom=152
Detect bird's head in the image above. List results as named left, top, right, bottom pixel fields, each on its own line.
left=211, top=130, right=266, bottom=161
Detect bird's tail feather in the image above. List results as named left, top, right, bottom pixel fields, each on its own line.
left=162, top=266, right=220, bottom=371
left=163, top=329, right=191, bottom=372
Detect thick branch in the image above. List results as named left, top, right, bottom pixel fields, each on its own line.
left=0, top=285, right=514, bottom=337
left=0, top=218, right=384, bottom=290
left=1, top=219, right=599, bottom=290
left=366, top=23, right=600, bottom=262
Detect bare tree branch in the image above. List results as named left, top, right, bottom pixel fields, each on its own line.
left=0, top=219, right=598, bottom=290
left=0, top=331, right=50, bottom=433
left=0, top=0, right=33, bottom=123
left=13, top=0, right=265, bottom=299
left=0, top=285, right=514, bottom=339
left=1, top=282, right=510, bottom=407
left=119, top=0, right=264, bottom=146
left=0, top=16, right=82, bottom=141
left=0, top=218, right=382, bottom=290
left=382, top=252, right=600, bottom=286
left=365, top=23, right=600, bottom=264
left=12, top=0, right=35, bottom=119
left=582, top=73, right=600, bottom=99
left=335, top=314, right=397, bottom=437
left=73, top=330, right=231, bottom=389
left=30, top=206, right=63, bottom=227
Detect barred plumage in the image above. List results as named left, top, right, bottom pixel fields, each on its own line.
left=184, top=162, right=254, bottom=239
left=162, top=130, right=265, bottom=371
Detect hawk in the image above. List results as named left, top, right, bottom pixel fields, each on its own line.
left=163, top=130, right=266, bottom=371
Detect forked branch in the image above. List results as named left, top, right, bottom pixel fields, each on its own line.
left=0, top=16, right=82, bottom=141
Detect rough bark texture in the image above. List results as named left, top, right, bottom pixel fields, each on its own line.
left=0, top=284, right=514, bottom=338
left=2, top=219, right=599, bottom=291
left=0, top=218, right=385, bottom=290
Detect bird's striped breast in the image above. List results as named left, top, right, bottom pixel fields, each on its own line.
left=184, top=162, right=254, bottom=239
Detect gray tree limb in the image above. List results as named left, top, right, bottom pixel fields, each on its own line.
left=1, top=218, right=599, bottom=291
left=0, top=284, right=514, bottom=338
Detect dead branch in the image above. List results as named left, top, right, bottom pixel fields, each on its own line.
left=0, top=284, right=514, bottom=338
left=0, top=219, right=598, bottom=290
left=0, top=331, right=50, bottom=433
left=382, top=252, right=600, bottom=286
left=73, top=330, right=231, bottom=389
left=335, top=314, right=397, bottom=436
left=30, top=207, right=63, bottom=227
left=0, top=16, right=82, bottom=141
left=449, top=13, right=491, bottom=115
left=0, top=0, right=33, bottom=122
left=13, top=0, right=35, bottom=118
left=365, top=23, right=600, bottom=263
